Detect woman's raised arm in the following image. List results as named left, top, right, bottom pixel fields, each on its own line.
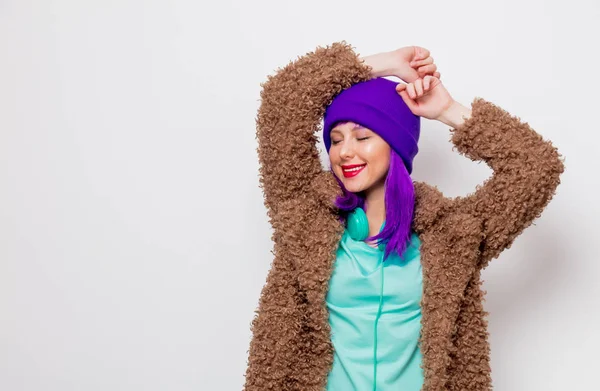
left=398, top=77, right=565, bottom=270
left=445, top=98, right=565, bottom=269
left=255, top=42, right=371, bottom=216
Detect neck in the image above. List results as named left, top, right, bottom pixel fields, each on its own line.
left=363, top=180, right=386, bottom=245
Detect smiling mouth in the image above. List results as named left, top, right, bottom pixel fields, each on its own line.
left=342, top=164, right=366, bottom=178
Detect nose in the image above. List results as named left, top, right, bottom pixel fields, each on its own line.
left=339, top=140, right=355, bottom=160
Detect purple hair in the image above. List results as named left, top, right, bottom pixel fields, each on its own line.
left=331, top=149, right=415, bottom=261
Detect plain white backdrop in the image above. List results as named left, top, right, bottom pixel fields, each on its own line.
left=1, top=0, right=598, bottom=389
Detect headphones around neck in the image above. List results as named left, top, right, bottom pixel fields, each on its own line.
left=347, top=207, right=386, bottom=251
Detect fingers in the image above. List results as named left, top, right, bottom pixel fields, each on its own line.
left=417, top=63, right=437, bottom=76
left=408, top=83, right=417, bottom=99
left=423, top=76, right=431, bottom=90
left=402, top=80, right=421, bottom=100
left=396, top=88, right=418, bottom=112
left=411, top=56, right=439, bottom=80
left=414, top=79, right=423, bottom=97
left=413, top=46, right=430, bottom=61
left=410, top=56, right=433, bottom=68
left=396, top=76, right=438, bottom=100
left=422, top=75, right=440, bottom=92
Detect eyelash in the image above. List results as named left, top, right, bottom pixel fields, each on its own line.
left=331, top=137, right=369, bottom=145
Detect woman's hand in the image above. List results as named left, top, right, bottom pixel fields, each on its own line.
left=395, top=46, right=441, bottom=83
left=395, top=75, right=456, bottom=121
left=361, top=46, right=440, bottom=83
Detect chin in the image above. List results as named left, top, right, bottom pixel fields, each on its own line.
left=340, top=179, right=368, bottom=194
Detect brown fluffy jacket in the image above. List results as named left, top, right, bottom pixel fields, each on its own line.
left=244, top=42, right=565, bottom=390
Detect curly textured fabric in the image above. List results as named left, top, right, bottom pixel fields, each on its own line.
left=244, top=41, right=565, bottom=391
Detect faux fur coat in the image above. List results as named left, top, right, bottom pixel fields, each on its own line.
left=243, top=41, right=565, bottom=390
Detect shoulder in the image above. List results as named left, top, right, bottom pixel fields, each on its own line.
left=412, top=181, right=483, bottom=236
left=412, top=181, right=451, bottom=233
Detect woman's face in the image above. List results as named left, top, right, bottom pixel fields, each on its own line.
left=328, top=121, right=391, bottom=194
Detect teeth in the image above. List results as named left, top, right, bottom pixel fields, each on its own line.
left=343, top=165, right=365, bottom=172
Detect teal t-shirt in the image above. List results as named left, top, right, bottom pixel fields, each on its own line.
left=325, top=229, right=424, bottom=390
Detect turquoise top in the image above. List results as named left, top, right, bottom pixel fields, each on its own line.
left=325, top=229, right=424, bottom=390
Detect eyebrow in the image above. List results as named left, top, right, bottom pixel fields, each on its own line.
left=330, top=124, right=366, bottom=134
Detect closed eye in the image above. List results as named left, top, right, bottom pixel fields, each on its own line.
left=331, top=137, right=369, bottom=145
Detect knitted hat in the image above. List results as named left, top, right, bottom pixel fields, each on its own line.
left=323, top=77, right=420, bottom=173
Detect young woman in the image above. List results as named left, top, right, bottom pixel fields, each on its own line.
left=243, top=42, right=564, bottom=391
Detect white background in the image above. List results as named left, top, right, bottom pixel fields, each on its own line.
left=1, top=0, right=598, bottom=390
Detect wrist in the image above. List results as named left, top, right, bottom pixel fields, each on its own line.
left=360, top=50, right=400, bottom=78
left=437, top=101, right=472, bottom=128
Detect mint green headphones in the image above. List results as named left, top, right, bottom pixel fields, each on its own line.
left=347, top=207, right=386, bottom=251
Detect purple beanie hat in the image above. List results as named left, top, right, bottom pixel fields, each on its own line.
left=323, top=77, right=420, bottom=173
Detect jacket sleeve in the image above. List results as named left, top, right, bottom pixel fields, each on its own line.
left=243, top=236, right=301, bottom=390
left=245, top=42, right=372, bottom=389
left=448, top=98, right=565, bottom=270
left=255, top=41, right=372, bottom=217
